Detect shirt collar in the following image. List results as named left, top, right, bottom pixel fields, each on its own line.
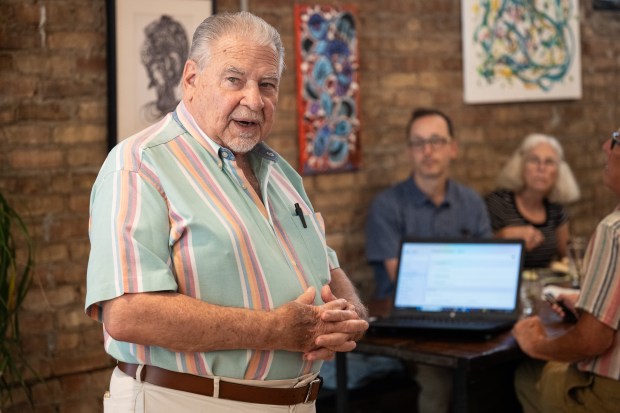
left=407, top=176, right=455, bottom=207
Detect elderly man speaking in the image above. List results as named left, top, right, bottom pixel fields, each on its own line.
left=85, top=12, right=368, bottom=413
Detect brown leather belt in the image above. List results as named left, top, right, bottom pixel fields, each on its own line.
left=117, top=362, right=322, bottom=405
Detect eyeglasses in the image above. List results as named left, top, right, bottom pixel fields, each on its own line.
left=524, top=156, right=558, bottom=168
left=612, top=131, right=620, bottom=150
left=408, top=135, right=450, bottom=151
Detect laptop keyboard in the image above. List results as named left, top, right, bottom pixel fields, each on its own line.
left=385, top=316, right=507, bottom=330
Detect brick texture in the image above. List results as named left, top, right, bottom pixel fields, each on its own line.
left=1, top=0, right=619, bottom=411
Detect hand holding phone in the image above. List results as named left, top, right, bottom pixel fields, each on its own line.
left=544, top=293, right=577, bottom=323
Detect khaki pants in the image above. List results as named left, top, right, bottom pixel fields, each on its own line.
left=411, top=363, right=452, bottom=413
left=104, top=366, right=318, bottom=413
left=515, top=360, right=620, bottom=413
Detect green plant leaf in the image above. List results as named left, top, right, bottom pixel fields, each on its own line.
left=0, top=192, right=35, bottom=409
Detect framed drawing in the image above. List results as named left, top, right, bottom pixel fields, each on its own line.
left=106, top=0, right=214, bottom=148
left=461, top=0, right=582, bottom=104
left=294, top=4, right=362, bottom=175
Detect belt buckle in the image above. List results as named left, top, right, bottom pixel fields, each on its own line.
left=304, top=377, right=322, bottom=404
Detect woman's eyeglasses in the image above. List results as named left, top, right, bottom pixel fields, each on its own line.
left=523, top=156, right=558, bottom=169
left=612, top=131, right=620, bottom=150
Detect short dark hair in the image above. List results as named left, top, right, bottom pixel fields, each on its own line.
left=406, top=108, right=454, bottom=140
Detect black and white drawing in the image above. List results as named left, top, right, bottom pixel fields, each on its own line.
left=140, top=15, right=189, bottom=122
left=107, top=0, right=214, bottom=148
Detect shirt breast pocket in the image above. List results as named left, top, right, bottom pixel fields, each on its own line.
left=279, top=211, right=330, bottom=284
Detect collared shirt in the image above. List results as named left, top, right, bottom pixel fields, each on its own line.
left=365, top=177, right=492, bottom=298
left=85, top=102, right=338, bottom=380
left=576, top=206, right=620, bottom=380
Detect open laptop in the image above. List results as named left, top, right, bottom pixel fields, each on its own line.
left=370, top=238, right=524, bottom=335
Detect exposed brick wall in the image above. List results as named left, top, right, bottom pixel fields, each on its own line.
left=1, top=0, right=110, bottom=411
left=0, top=0, right=618, bottom=411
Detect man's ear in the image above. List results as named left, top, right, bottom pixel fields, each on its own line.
left=181, top=60, right=198, bottom=99
left=449, top=139, right=459, bottom=160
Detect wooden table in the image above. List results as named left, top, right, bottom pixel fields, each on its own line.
left=334, top=295, right=568, bottom=413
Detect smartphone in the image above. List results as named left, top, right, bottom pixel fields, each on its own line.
left=544, top=293, right=577, bottom=323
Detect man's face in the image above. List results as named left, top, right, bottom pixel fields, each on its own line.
left=603, top=132, right=620, bottom=196
left=182, top=35, right=280, bottom=154
left=408, top=114, right=457, bottom=180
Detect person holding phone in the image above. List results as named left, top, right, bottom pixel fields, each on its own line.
left=512, top=129, right=620, bottom=413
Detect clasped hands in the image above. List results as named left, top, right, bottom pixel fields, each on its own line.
left=276, top=285, right=368, bottom=362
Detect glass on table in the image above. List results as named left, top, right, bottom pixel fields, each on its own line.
left=520, top=269, right=543, bottom=317
left=567, top=236, right=587, bottom=287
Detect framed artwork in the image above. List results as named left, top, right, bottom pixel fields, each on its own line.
left=461, top=0, right=582, bottom=104
left=294, top=4, right=362, bottom=175
left=106, top=0, right=214, bottom=148
left=593, top=0, right=620, bottom=9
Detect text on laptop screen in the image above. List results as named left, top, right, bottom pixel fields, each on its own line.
left=394, top=242, right=522, bottom=312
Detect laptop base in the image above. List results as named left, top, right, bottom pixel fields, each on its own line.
left=368, top=317, right=515, bottom=340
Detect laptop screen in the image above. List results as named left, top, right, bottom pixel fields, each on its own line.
left=393, top=239, right=524, bottom=313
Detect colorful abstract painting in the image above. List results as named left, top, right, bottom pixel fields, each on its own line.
left=462, top=0, right=582, bottom=103
left=294, top=5, right=361, bottom=175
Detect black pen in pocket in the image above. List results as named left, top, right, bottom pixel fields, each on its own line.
left=294, top=203, right=307, bottom=228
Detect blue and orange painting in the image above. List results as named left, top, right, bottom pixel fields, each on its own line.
left=295, top=5, right=361, bottom=174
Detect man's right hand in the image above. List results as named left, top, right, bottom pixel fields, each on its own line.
left=552, top=291, right=580, bottom=321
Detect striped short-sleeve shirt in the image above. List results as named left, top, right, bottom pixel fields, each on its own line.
left=85, top=102, right=339, bottom=380
left=576, top=207, right=620, bottom=380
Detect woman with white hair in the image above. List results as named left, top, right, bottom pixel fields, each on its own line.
left=485, top=133, right=580, bottom=268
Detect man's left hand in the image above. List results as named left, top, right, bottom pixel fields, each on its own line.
left=303, top=285, right=368, bottom=361
left=512, top=316, right=547, bottom=358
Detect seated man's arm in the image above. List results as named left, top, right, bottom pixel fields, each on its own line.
left=384, top=258, right=398, bottom=282
left=365, top=191, right=401, bottom=284
left=103, top=289, right=368, bottom=355
left=471, top=193, right=493, bottom=238
left=512, top=312, right=615, bottom=362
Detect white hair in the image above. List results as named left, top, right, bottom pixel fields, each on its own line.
left=189, top=11, right=285, bottom=75
left=496, top=133, right=580, bottom=204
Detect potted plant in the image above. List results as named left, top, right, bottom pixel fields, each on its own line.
left=0, top=191, right=34, bottom=408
